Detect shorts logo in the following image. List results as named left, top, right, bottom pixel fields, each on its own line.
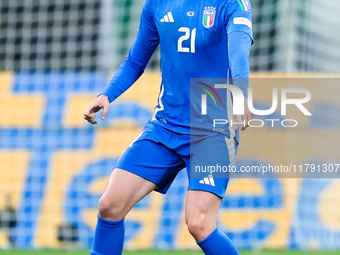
left=199, top=174, right=215, bottom=186
left=202, top=7, right=215, bottom=28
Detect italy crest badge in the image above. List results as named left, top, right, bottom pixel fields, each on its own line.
left=202, top=7, right=216, bottom=28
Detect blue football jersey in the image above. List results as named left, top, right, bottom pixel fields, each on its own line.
left=101, top=0, right=253, bottom=136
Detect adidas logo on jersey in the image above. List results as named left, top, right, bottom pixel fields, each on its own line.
left=199, top=174, right=215, bottom=186
left=160, top=12, right=174, bottom=22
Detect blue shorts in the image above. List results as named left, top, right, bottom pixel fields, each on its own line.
left=115, top=121, right=238, bottom=198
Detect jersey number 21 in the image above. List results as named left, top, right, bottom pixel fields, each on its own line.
left=178, top=27, right=196, bottom=53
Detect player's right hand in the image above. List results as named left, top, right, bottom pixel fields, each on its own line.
left=84, top=95, right=110, bottom=124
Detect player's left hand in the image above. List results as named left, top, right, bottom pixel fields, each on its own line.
left=233, top=96, right=253, bottom=131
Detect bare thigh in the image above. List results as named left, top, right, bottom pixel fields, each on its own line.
left=98, top=168, right=157, bottom=221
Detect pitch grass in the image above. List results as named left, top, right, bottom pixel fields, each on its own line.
left=1, top=250, right=339, bottom=255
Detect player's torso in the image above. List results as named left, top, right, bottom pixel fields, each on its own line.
left=150, top=0, right=233, bottom=132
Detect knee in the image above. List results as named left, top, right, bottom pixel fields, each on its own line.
left=186, top=214, right=215, bottom=241
left=186, top=218, right=205, bottom=237
left=98, top=195, right=126, bottom=221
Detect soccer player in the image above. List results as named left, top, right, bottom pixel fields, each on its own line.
left=84, top=0, right=253, bottom=254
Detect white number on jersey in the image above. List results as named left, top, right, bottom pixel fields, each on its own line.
left=177, top=27, right=196, bottom=53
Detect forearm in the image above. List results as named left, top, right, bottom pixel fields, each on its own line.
left=228, top=31, right=252, bottom=96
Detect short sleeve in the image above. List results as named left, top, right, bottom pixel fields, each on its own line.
left=226, top=0, right=254, bottom=44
